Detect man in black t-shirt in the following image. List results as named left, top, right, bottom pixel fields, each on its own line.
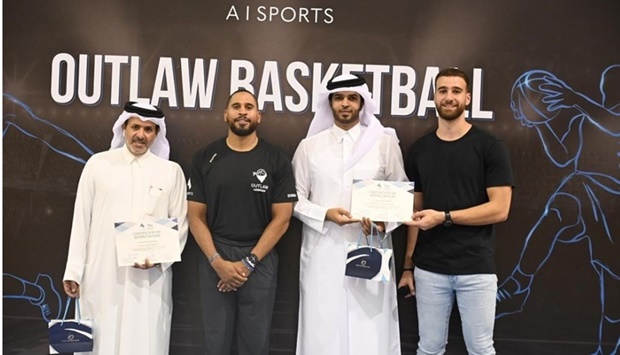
left=399, top=68, right=514, bottom=355
left=187, top=89, right=297, bottom=355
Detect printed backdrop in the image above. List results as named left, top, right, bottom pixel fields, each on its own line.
left=3, top=1, right=619, bottom=354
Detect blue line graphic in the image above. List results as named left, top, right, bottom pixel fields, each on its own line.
left=3, top=93, right=94, bottom=164
left=497, top=65, right=620, bottom=355
left=3, top=94, right=92, bottom=324
left=3, top=273, right=63, bottom=323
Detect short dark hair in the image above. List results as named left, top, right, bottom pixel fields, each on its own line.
left=227, top=89, right=259, bottom=107
left=435, top=68, right=471, bottom=92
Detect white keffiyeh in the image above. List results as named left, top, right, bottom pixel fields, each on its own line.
left=307, top=73, right=397, bottom=171
left=110, top=102, right=170, bottom=160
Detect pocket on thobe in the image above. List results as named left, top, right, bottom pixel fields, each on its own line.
left=145, top=186, right=163, bottom=215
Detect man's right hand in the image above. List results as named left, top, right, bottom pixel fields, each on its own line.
left=398, top=271, right=416, bottom=298
left=211, top=258, right=249, bottom=291
left=63, top=280, right=80, bottom=298
left=326, top=208, right=360, bottom=226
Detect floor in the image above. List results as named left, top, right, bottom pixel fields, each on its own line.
left=4, top=313, right=613, bottom=355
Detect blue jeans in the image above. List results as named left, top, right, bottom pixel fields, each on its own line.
left=415, top=267, right=497, bottom=355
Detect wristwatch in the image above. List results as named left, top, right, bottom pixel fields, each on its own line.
left=443, top=211, right=453, bottom=227
left=248, top=253, right=260, bottom=265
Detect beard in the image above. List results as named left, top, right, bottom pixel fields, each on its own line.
left=437, top=101, right=466, bottom=121
left=332, top=108, right=360, bottom=126
left=228, top=119, right=258, bottom=136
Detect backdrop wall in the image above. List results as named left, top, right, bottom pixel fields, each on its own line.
left=3, top=1, right=619, bottom=354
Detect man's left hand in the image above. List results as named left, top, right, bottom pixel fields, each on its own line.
left=217, top=261, right=252, bottom=292
left=361, top=218, right=385, bottom=235
left=133, top=258, right=161, bottom=269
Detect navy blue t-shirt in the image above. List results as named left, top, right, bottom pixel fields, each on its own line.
left=406, top=126, right=514, bottom=274
left=187, top=138, right=298, bottom=246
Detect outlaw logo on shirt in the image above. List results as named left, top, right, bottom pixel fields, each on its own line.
left=253, top=169, right=267, bottom=182
left=251, top=168, right=269, bottom=192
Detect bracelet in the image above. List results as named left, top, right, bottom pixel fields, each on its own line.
left=241, top=257, right=255, bottom=272
left=208, top=253, right=220, bottom=264
left=402, top=267, right=413, bottom=272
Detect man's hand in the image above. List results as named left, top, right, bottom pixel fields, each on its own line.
left=217, top=261, right=253, bottom=292
left=133, top=258, right=160, bottom=270
left=63, top=280, right=80, bottom=298
left=403, top=209, right=443, bottom=230
left=360, top=218, right=385, bottom=235
left=212, top=259, right=249, bottom=292
left=398, top=270, right=416, bottom=298
left=326, top=208, right=359, bottom=226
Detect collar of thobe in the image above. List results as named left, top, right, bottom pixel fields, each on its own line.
left=120, top=144, right=153, bottom=167
left=331, top=123, right=361, bottom=143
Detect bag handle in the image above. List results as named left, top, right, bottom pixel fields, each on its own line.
left=356, top=223, right=387, bottom=251
left=60, top=297, right=83, bottom=325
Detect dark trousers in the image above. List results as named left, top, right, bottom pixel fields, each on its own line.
left=198, top=242, right=278, bottom=355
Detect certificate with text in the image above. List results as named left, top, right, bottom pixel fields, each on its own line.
left=350, top=180, right=415, bottom=222
left=114, top=218, right=181, bottom=267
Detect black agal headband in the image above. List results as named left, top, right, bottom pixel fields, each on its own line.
left=326, top=74, right=366, bottom=91
left=124, top=101, right=164, bottom=118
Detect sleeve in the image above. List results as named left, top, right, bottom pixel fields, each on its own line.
left=271, top=150, right=299, bottom=203
left=485, top=138, right=515, bottom=188
left=383, top=134, right=409, bottom=233
left=291, top=140, right=330, bottom=234
left=187, top=149, right=207, bottom=203
left=161, top=163, right=188, bottom=272
left=405, top=142, right=422, bottom=192
left=63, top=159, right=95, bottom=284
left=384, top=135, right=408, bottom=183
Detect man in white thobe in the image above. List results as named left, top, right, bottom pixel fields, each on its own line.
left=292, top=74, right=408, bottom=355
left=62, top=102, right=188, bottom=355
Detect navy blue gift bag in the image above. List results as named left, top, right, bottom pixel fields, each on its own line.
left=49, top=297, right=93, bottom=354
left=345, top=224, right=393, bottom=282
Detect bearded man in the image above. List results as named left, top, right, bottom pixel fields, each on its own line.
left=400, top=68, right=514, bottom=355
left=63, top=101, right=188, bottom=355
left=292, top=74, right=408, bottom=355
left=187, top=89, right=297, bottom=355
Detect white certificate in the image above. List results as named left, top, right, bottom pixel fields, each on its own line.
left=114, top=218, right=182, bottom=267
left=350, top=180, right=415, bottom=222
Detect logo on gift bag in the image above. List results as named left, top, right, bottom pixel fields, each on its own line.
left=346, top=246, right=382, bottom=278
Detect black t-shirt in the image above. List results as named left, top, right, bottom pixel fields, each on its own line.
left=187, top=138, right=298, bottom=246
left=406, top=125, right=514, bottom=274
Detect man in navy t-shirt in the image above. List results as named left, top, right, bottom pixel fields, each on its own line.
left=187, top=89, right=297, bottom=355
left=400, top=68, right=514, bottom=355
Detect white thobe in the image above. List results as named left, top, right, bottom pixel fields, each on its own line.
left=292, top=124, right=408, bottom=355
left=63, top=146, right=188, bottom=355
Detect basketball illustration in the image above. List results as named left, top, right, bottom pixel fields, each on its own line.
left=511, top=70, right=561, bottom=125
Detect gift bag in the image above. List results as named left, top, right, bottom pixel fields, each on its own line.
left=49, top=297, right=93, bottom=354
left=345, top=224, right=393, bottom=282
